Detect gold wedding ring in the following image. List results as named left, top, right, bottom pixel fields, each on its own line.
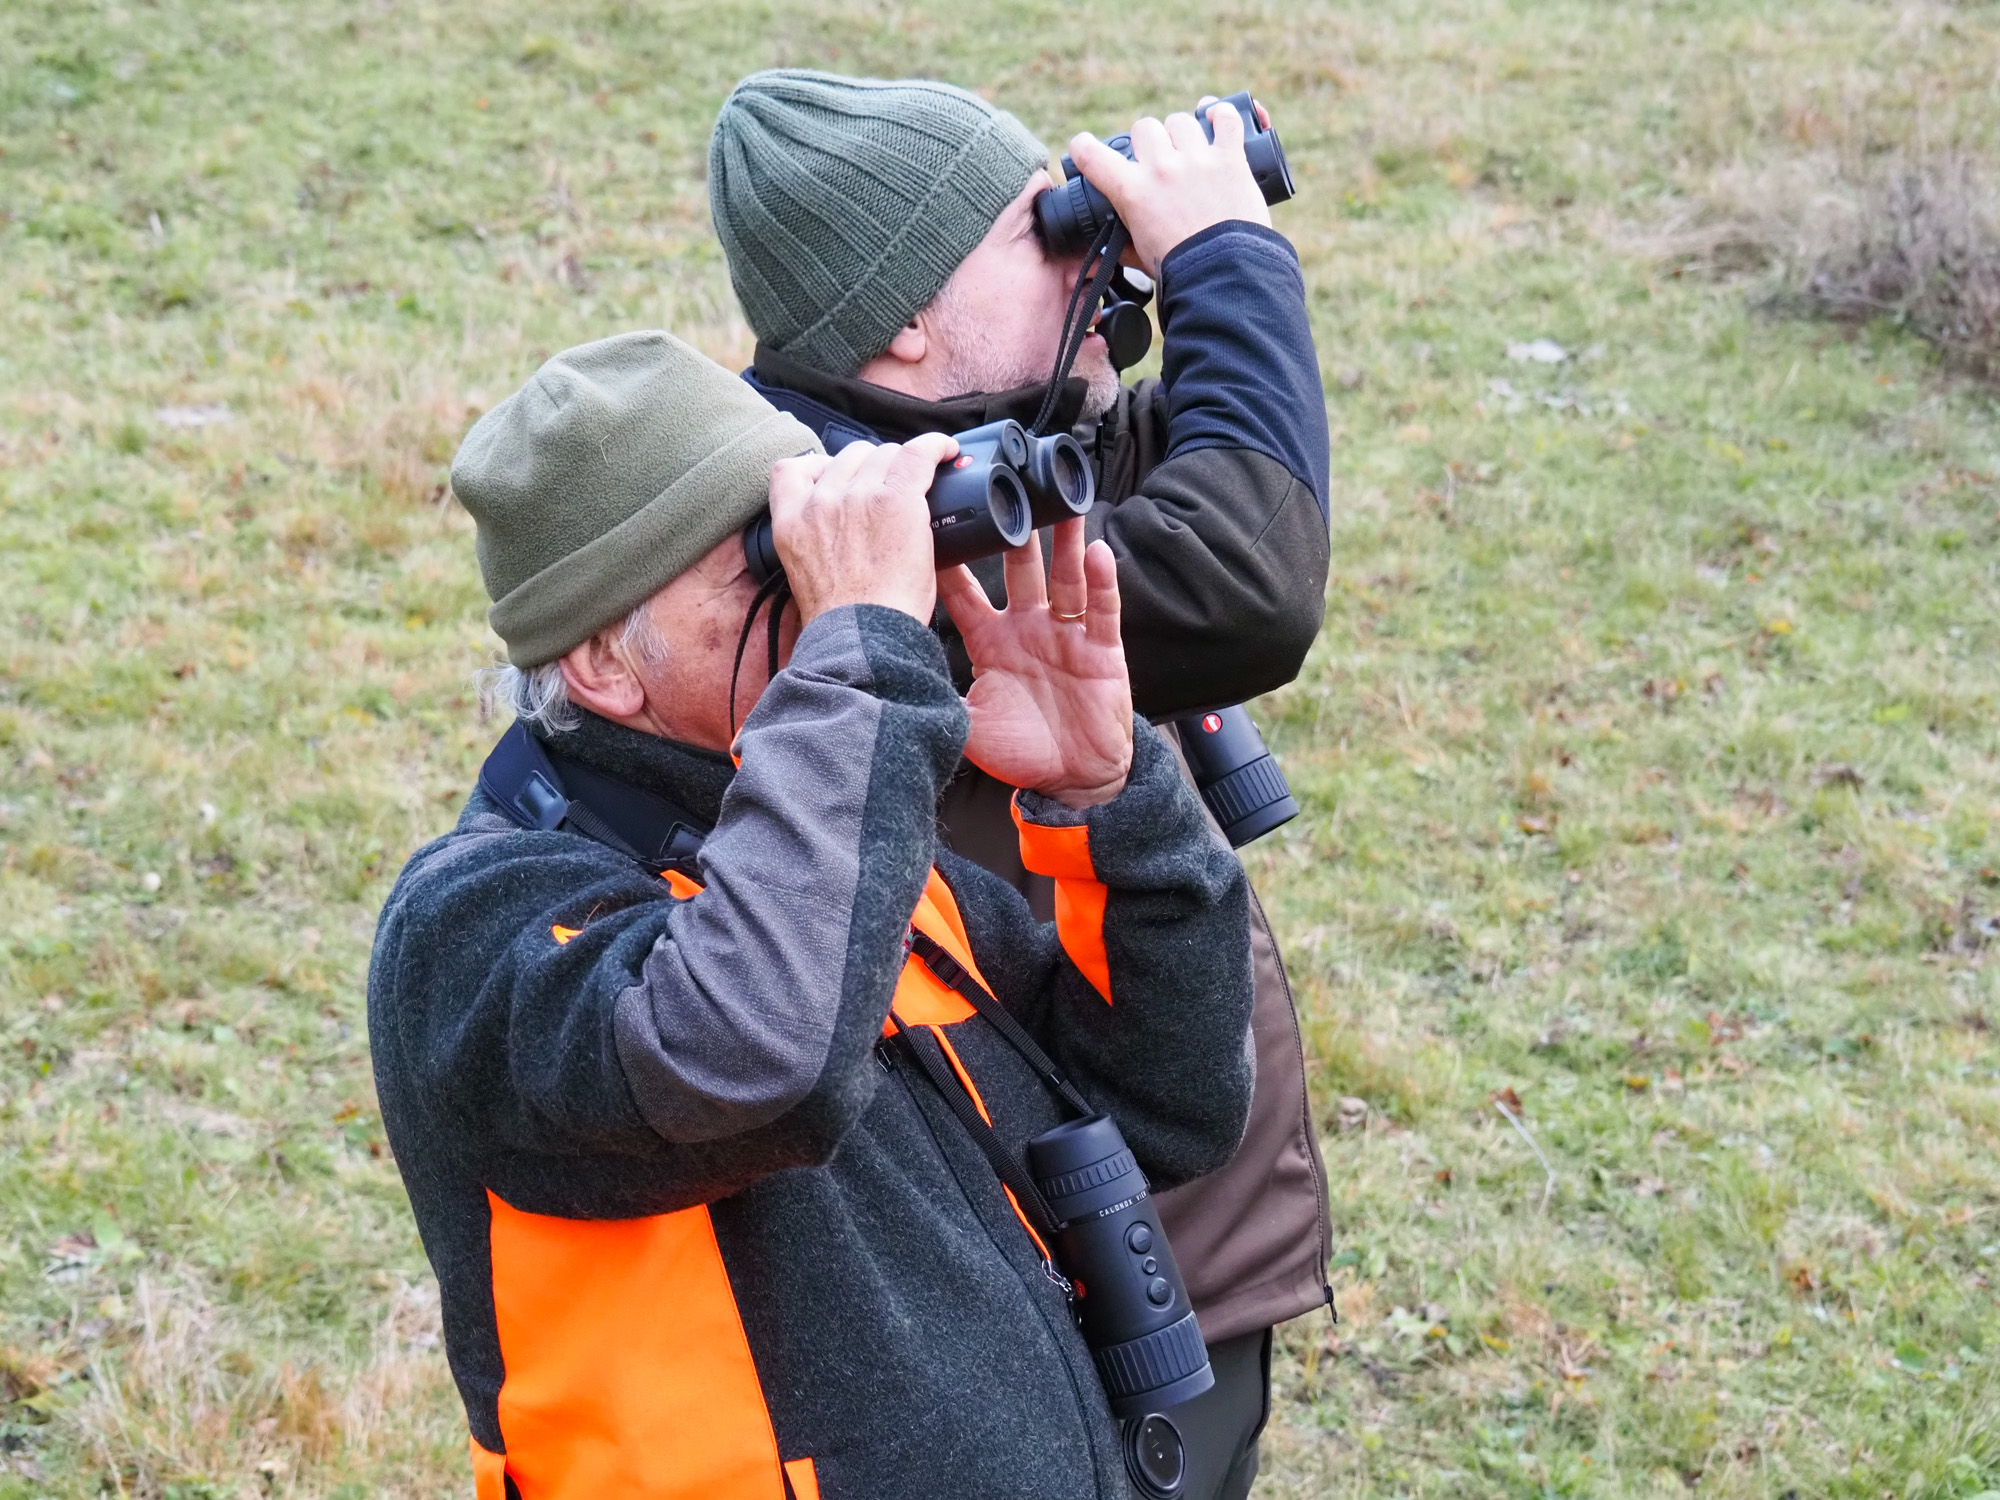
left=1050, top=605, right=1088, bottom=622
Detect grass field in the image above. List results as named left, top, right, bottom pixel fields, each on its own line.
left=3, top=1, right=1998, bottom=1496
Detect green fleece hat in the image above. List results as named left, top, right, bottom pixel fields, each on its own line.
left=450, top=331, right=820, bottom=667
left=708, top=69, right=1047, bottom=374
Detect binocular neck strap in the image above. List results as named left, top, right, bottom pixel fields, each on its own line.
left=1030, top=216, right=1129, bottom=436
left=728, top=568, right=793, bottom=736
left=906, top=933, right=1096, bottom=1117
left=885, top=1013, right=1062, bottom=1244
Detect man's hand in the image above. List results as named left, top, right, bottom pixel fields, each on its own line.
left=938, top=518, right=1133, bottom=809
left=771, top=433, right=958, bottom=625
left=1067, top=101, right=1273, bottom=279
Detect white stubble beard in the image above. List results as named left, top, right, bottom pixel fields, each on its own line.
left=931, top=281, right=1124, bottom=423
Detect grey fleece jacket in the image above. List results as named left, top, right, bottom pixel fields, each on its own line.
left=368, top=604, right=1255, bottom=1500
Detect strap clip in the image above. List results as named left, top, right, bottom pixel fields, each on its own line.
left=515, top=769, right=568, bottom=830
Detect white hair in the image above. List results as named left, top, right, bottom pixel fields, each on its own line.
left=477, top=601, right=670, bottom=734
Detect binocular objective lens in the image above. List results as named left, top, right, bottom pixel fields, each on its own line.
left=1124, top=1413, right=1187, bottom=1499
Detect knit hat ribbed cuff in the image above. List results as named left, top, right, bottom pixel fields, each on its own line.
left=488, top=407, right=810, bottom=667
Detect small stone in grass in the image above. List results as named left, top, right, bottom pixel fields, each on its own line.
left=154, top=403, right=233, bottom=428
left=1506, top=338, right=1568, bottom=364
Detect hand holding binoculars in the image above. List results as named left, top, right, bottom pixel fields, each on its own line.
left=1029, top=92, right=1296, bottom=374
left=738, top=87, right=1303, bottom=859
left=1033, top=90, right=1297, bottom=259
left=741, top=420, right=1095, bottom=586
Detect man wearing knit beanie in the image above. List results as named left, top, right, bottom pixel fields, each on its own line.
left=373, top=330, right=1259, bottom=1499
left=711, top=71, right=1335, bottom=1500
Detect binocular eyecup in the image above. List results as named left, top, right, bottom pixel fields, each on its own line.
left=1034, top=90, right=1296, bottom=258
left=741, top=421, right=1095, bottom=586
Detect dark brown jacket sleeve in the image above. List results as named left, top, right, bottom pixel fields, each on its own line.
left=1082, top=222, right=1332, bottom=719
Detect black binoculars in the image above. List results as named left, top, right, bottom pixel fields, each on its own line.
left=1171, top=705, right=1299, bottom=847
left=1034, top=91, right=1297, bottom=258
left=741, top=420, right=1095, bottom=584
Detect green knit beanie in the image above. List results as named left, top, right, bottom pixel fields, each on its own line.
left=708, top=69, right=1048, bottom=374
left=450, top=331, right=821, bottom=667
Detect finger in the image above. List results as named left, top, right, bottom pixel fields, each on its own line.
left=1068, top=131, right=1136, bottom=192
left=1206, top=98, right=1248, bottom=152
left=1046, top=517, right=1088, bottom=618
left=768, top=452, right=831, bottom=520
left=1253, top=98, right=1271, bottom=130
left=936, top=562, right=1002, bottom=629
left=1126, top=115, right=1173, bottom=162
left=813, top=438, right=877, bottom=500
left=1163, top=110, right=1208, bottom=151
left=848, top=439, right=905, bottom=505
left=1001, top=527, right=1047, bottom=611
left=1082, top=539, right=1122, bottom=649
left=893, top=430, right=960, bottom=483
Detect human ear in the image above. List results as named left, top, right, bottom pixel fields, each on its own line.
left=882, top=318, right=927, bottom=365
left=557, top=627, right=646, bottom=721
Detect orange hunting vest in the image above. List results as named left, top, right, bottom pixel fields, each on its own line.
left=470, top=869, right=1000, bottom=1500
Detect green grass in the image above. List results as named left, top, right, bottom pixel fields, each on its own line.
left=3, top=1, right=1998, bottom=1496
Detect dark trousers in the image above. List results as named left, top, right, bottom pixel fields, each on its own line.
left=1139, top=1328, right=1271, bottom=1500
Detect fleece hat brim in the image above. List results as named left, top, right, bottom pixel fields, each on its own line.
left=450, top=331, right=822, bottom=667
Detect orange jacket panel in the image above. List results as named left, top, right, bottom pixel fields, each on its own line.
left=487, top=1193, right=787, bottom=1500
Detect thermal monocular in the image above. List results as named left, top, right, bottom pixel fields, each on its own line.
left=1171, top=705, right=1300, bottom=847
left=1027, top=1116, right=1213, bottom=1418
left=885, top=932, right=1211, bottom=1498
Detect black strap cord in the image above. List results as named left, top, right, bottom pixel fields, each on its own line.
left=1029, top=216, right=1130, bottom=436
left=556, top=795, right=645, bottom=860
left=907, top=933, right=1094, bottom=1118
left=884, top=1014, right=1062, bottom=1243
left=728, top=567, right=793, bottom=735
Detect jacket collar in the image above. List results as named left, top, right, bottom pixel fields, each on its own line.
left=532, top=710, right=735, bottom=831
left=747, top=344, right=1087, bottom=447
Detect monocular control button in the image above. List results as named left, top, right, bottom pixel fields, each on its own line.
left=1142, top=1256, right=1159, bottom=1275
left=1146, top=1277, right=1172, bottom=1306
left=1126, top=1224, right=1154, bottom=1254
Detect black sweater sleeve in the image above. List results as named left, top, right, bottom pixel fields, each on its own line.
left=1089, top=221, right=1332, bottom=719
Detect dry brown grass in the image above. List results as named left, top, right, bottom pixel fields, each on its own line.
left=1679, top=150, right=2000, bottom=376
left=57, top=1277, right=459, bottom=1499
left=1789, top=152, right=2000, bottom=374
left=1597, top=4, right=2000, bottom=375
